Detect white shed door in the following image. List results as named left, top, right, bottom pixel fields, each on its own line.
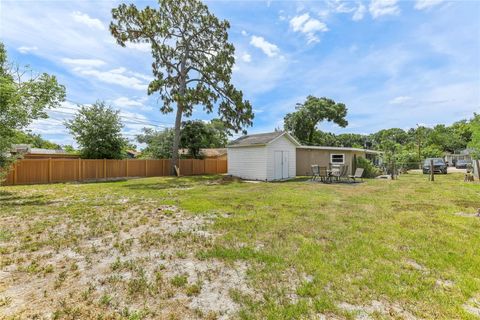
left=274, top=151, right=289, bottom=180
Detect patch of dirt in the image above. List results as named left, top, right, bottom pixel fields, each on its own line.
left=453, top=209, right=480, bottom=218
left=337, top=300, right=417, bottom=320
left=435, top=279, right=454, bottom=289
left=0, top=202, right=253, bottom=319
left=404, top=259, right=428, bottom=272
left=464, top=296, right=480, bottom=317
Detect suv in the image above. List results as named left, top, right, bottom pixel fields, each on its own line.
left=423, top=158, right=447, bottom=174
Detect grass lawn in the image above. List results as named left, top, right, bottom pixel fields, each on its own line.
left=1, top=173, right=479, bottom=319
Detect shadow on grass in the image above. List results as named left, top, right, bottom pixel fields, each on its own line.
left=122, top=175, right=225, bottom=191
left=0, top=193, right=54, bottom=208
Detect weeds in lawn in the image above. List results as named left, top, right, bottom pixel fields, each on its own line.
left=1, top=174, right=479, bottom=319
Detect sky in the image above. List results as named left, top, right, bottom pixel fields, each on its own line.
left=1, top=0, right=479, bottom=147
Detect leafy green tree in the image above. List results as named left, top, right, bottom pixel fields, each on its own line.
left=370, top=128, right=410, bottom=149
left=336, top=133, right=366, bottom=148
left=0, top=42, right=65, bottom=175
left=468, top=113, right=480, bottom=159
left=180, top=119, right=228, bottom=158
left=136, top=128, right=175, bottom=159
left=206, top=118, right=230, bottom=147
left=312, top=130, right=339, bottom=146
left=110, top=0, right=253, bottom=173
left=65, top=101, right=127, bottom=159
left=12, top=131, right=60, bottom=149
left=284, top=96, right=348, bottom=145
left=181, top=120, right=210, bottom=158
left=62, top=145, right=78, bottom=154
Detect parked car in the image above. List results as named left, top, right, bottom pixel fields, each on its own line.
left=455, top=159, right=470, bottom=169
left=423, top=158, right=448, bottom=174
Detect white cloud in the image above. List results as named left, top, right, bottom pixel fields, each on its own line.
left=250, top=36, right=280, bottom=57
left=241, top=30, right=248, bottom=36
left=71, top=11, right=105, bottom=30
left=111, top=97, right=153, bottom=111
left=414, top=0, right=444, bottom=10
left=389, top=96, right=412, bottom=104
left=61, top=58, right=106, bottom=67
left=353, top=4, right=367, bottom=21
left=241, top=53, right=252, bottom=63
left=112, top=97, right=144, bottom=108
left=289, top=13, right=328, bottom=44
left=18, top=46, right=38, bottom=54
left=74, top=67, right=149, bottom=91
left=369, top=0, right=400, bottom=18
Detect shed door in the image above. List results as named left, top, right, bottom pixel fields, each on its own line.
left=274, top=151, right=283, bottom=180
left=274, top=151, right=289, bottom=180
left=282, top=151, right=289, bottom=178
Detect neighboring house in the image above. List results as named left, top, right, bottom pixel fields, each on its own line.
left=227, top=131, right=300, bottom=181
left=10, top=145, right=79, bottom=159
left=444, top=149, right=473, bottom=166
left=126, top=149, right=140, bottom=159
left=179, top=148, right=227, bottom=160
left=227, top=131, right=382, bottom=181
left=296, top=146, right=381, bottom=176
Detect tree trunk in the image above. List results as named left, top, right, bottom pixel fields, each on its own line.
left=171, top=104, right=183, bottom=175
left=171, top=53, right=188, bottom=175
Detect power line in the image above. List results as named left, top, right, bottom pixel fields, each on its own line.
left=64, top=99, right=173, bottom=126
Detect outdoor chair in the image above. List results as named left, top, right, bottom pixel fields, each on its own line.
left=339, top=165, right=349, bottom=182
left=348, top=168, right=365, bottom=183
left=318, top=166, right=329, bottom=183
left=331, top=165, right=348, bottom=182
left=310, top=165, right=320, bottom=181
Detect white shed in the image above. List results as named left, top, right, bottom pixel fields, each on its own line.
left=227, top=131, right=300, bottom=181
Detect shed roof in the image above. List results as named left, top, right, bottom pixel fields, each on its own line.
left=228, top=131, right=300, bottom=147
left=297, top=145, right=382, bottom=154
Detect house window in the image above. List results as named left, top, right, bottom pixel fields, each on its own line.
left=330, top=154, right=345, bottom=164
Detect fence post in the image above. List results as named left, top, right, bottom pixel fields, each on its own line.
left=475, top=160, right=480, bottom=180
left=429, top=159, right=434, bottom=181
left=126, top=158, right=129, bottom=177
left=216, top=159, right=219, bottom=174
left=104, top=158, right=107, bottom=180
left=78, top=158, right=82, bottom=181
left=48, top=158, right=52, bottom=183
left=13, top=162, right=17, bottom=185
left=145, top=159, right=148, bottom=177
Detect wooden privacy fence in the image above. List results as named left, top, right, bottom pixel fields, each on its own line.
left=2, top=158, right=228, bottom=186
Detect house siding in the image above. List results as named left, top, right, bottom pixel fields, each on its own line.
left=265, top=136, right=297, bottom=181
left=227, top=146, right=267, bottom=180
left=296, top=148, right=366, bottom=176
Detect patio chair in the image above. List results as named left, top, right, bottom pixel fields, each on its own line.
left=339, top=165, right=349, bottom=182
left=318, top=166, right=329, bottom=183
left=348, top=168, right=364, bottom=183
left=310, top=165, right=320, bottom=181
left=332, top=165, right=348, bottom=182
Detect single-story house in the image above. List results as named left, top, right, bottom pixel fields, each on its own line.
left=444, top=149, right=474, bottom=166
left=296, top=146, right=381, bottom=176
left=126, top=149, right=141, bottom=159
left=10, top=145, right=79, bottom=159
left=227, top=131, right=300, bottom=181
left=179, top=148, right=227, bottom=160
left=227, top=131, right=382, bottom=181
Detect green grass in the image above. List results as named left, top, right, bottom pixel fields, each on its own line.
left=1, top=173, right=479, bottom=319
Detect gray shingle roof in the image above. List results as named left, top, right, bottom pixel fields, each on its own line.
left=228, top=131, right=286, bottom=147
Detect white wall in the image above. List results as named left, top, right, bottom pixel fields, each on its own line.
left=266, top=136, right=297, bottom=181
left=227, top=146, right=267, bottom=180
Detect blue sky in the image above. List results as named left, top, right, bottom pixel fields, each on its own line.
left=1, top=0, right=479, bottom=147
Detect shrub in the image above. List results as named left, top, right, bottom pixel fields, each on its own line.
left=356, top=157, right=381, bottom=178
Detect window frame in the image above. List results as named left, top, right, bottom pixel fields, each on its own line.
left=330, top=153, right=345, bottom=165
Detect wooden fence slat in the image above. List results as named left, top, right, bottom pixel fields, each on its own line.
left=1, top=158, right=227, bottom=185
